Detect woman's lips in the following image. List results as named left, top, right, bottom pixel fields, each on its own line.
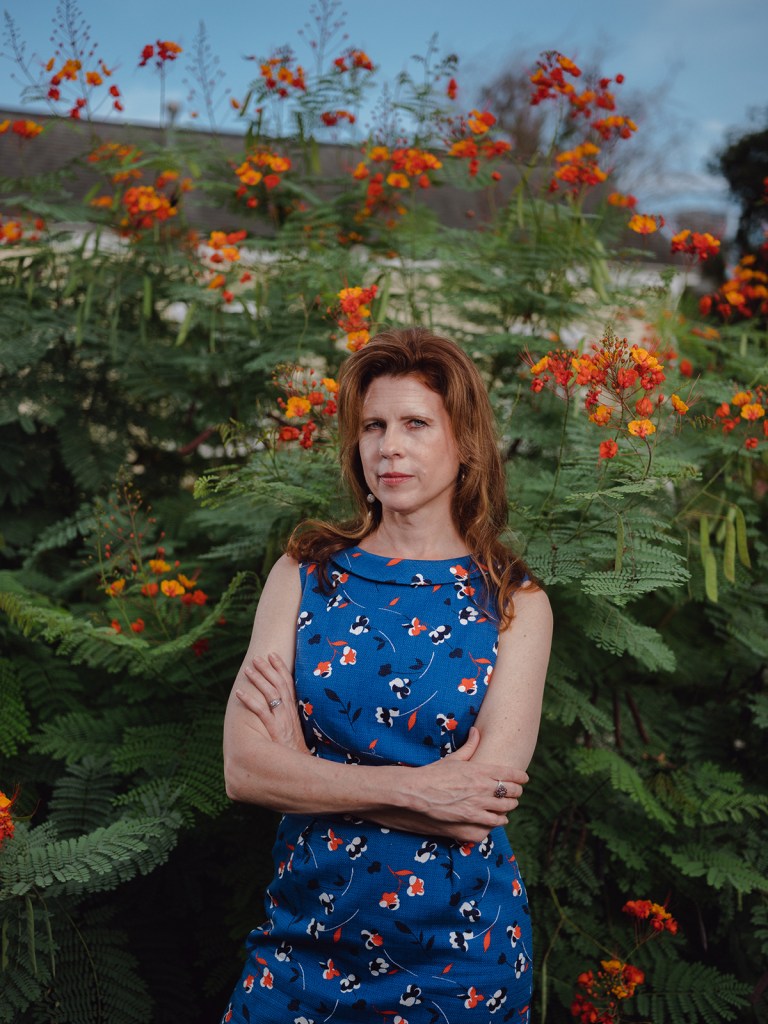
left=379, top=473, right=412, bottom=484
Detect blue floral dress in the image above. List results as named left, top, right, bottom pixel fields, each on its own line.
left=223, top=548, right=533, bottom=1024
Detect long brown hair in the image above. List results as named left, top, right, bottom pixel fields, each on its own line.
left=287, top=327, right=532, bottom=627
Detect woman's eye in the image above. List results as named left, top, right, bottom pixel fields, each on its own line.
left=363, top=421, right=383, bottom=431
left=409, top=419, right=427, bottom=428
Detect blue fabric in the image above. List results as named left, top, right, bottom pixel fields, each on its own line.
left=223, top=548, right=533, bottom=1024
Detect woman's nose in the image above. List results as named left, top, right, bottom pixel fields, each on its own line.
left=379, top=430, right=402, bottom=458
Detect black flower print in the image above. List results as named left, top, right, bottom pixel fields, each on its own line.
left=514, top=951, right=528, bottom=978
left=507, top=922, right=522, bottom=947
left=449, top=929, right=474, bottom=951
left=410, top=573, right=432, bottom=587
left=459, top=899, right=481, bottom=922
left=389, top=677, right=411, bottom=699
left=297, top=610, right=314, bottom=630
left=368, top=957, right=388, bottom=976
left=349, top=615, right=370, bottom=635
left=306, top=918, right=325, bottom=939
left=429, top=624, right=452, bottom=644
left=330, top=569, right=349, bottom=587
left=318, top=893, right=335, bottom=915
left=487, top=987, right=508, bottom=1013
left=346, top=836, right=367, bottom=859
left=415, top=839, right=438, bottom=862
left=326, top=592, right=344, bottom=611
left=375, top=706, right=400, bottom=726
left=340, top=973, right=360, bottom=992
left=274, top=941, right=292, bottom=961
left=458, top=606, right=479, bottom=625
left=479, top=835, right=495, bottom=858
left=400, top=984, right=423, bottom=1006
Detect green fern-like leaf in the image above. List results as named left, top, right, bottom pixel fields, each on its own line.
left=572, top=747, right=676, bottom=829
left=583, top=601, right=676, bottom=671
left=0, top=657, right=30, bottom=755
left=659, top=843, right=768, bottom=894
left=634, top=954, right=751, bottom=1024
left=0, top=816, right=180, bottom=900
left=48, top=757, right=121, bottom=837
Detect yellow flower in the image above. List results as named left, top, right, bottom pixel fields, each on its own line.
left=177, top=573, right=198, bottom=588
left=627, top=418, right=656, bottom=439
left=741, top=403, right=765, bottom=421
left=731, top=391, right=753, bottom=407
left=149, top=558, right=171, bottom=574
left=589, top=405, right=613, bottom=426
left=285, top=396, right=312, bottom=418
left=161, top=579, right=185, bottom=597
left=670, top=394, right=689, bottom=415
left=386, top=172, right=410, bottom=189
left=322, top=377, right=338, bottom=393
left=106, top=578, right=126, bottom=597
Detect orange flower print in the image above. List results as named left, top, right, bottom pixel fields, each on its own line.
left=322, top=958, right=341, bottom=980
left=340, top=645, right=357, bottom=665
left=379, top=891, right=400, bottom=910
left=407, top=875, right=425, bottom=896
left=314, top=660, right=333, bottom=678
left=463, top=986, right=484, bottom=1008
left=259, top=967, right=273, bottom=988
left=324, top=828, right=344, bottom=851
left=458, top=677, right=478, bottom=695
left=407, top=617, right=427, bottom=636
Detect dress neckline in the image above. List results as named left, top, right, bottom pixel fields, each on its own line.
left=330, top=546, right=482, bottom=586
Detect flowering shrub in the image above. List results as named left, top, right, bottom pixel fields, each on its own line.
left=0, top=788, right=18, bottom=849
left=329, top=284, right=378, bottom=351
left=273, top=368, right=338, bottom=449
left=571, top=900, right=679, bottom=1023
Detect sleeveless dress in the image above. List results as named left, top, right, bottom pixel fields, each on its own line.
left=223, top=548, right=533, bottom=1024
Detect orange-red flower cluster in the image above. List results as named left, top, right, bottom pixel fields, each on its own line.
left=714, top=387, right=767, bottom=451
left=0, top=118, right=44, bottom=139
left=98, top=486, right=212, bottom=650
left=699, top=254, right=768, bottom=321
left=623, top=900, right=679, bottom=934
left=0, top=213, right=45, bottom=245
left=671, top=229, right=720, bottom=262
left=139, top=40, right=182, bottom=69
left=0, top=788, right=18, bottom=849
left=321, top=109, right=356, bottom=127
left=44, top=54, right=123, bottom=116
left=572, top=960, right=645, bottom=1023
left=607, top=191, right=637, bottom=209
left=333, top=49, right=374, bottom=73
left=530, top=52, right=637, bottom=199
left=330, top=285, right=378, bottom=351
left=259, top=52, right=306, bottom=95
left=275, top=369, right=339, bottom=449
left=203, top=229, right=250, bottom=303
left=234, top=149, right=292, bottom=208
left=352, top=146, right=443, bottom=222
left=527, top=334, right=691, bottom=459
left=87, top=142, right=143, bottom=183
left=445, top=110, right=511, bottom=178
left=121, top=184, right=177, bottom=233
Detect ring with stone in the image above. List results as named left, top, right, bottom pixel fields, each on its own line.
left=493, top=781, right=508, bottom=799
left=268, top=698, right=282, bottom=710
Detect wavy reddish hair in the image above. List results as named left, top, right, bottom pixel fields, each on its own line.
left=287, top=327, right=532, bottom=627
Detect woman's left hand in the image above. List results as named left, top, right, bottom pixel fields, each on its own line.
left=235, top=652, right=309, bottom=754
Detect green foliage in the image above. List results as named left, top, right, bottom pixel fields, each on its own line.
left=1, top=8, right=767, bottom=1024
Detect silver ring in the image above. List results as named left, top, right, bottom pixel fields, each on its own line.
left=494, top=781, right=507, bottom=799
left=268, top=698, right=282, bottom=709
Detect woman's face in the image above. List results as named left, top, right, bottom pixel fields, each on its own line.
left=358, top=374, right=461, bottom=520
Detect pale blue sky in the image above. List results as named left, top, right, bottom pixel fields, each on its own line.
left=2, top=0, right=767, bottom=221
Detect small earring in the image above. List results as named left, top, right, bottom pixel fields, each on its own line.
left=366, top=493, right=375, bottom=504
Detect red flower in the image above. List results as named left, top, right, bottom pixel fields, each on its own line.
left=599, top=439, right=618, bottom=460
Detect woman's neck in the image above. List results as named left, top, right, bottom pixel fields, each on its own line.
left=359, top=513, right=469, bottom=560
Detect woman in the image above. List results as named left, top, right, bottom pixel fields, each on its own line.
left=222, top=327, right=552, bottom=1024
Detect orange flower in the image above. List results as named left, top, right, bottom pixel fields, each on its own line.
left=0, top=788, right=18, bottom=848
left=141, top=582, right=159, bottom=597
left=671, top=394, right=689, bottom=415
left=671, top=229, right=720, bottom=262
left=386, top=172, right=410, bottom=189
left=599, top=439, right=618, bottom=460
left=149, top=558, right=171, bottom=574
left=732, top=391, right=753, bottom=407
left=608, top=191, right=637, bottom=208
left=741, top=403, right=765, bottom=420
left=161, top=579, right=185, bottom=598
left=130, top=618, right=145, bottom=633
left=628, top=213, right=664, bottom=235
left=107, top=578, right=126, bottom=597
left=627, top=418, right=656, bottom=439
left=589, top=405, right=612, bottom=426
left=285, top=396, right=312, bottom=418
left=322, top=377, right=338, bottom=393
